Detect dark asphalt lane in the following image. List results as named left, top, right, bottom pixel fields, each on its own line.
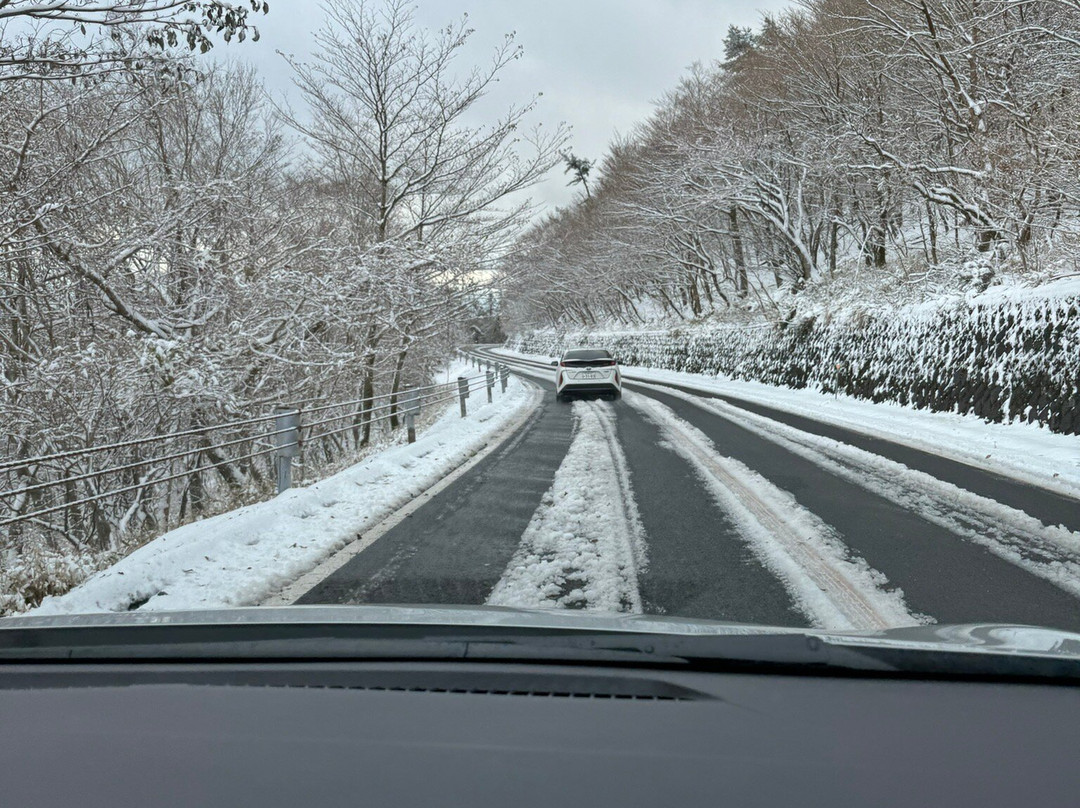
left=478, top=348, right=1080, bottom=533
left=612, top=401, right=807, bottom=627
left=296, top=348, right=1080, bottom=633
left=299, top=369, right=811, bottom=626
left=634, top=378, right=1080, bottom=535
left=296, top=394, right=573, bottom=606
left=477, top=349, right=1080, bottom=630
left=632, top=385, right=1080, bottom=633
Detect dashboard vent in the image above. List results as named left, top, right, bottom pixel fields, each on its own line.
left=327, top=684, right=689, bottom=701
left=283, top=671, right=711, bottom=701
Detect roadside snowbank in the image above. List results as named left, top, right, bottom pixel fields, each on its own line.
left=29, top=369, right=537, bottom=615
left=492, top=347, right=1080, bottom=501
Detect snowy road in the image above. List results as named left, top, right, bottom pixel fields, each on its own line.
left=296, top=347, right=1080, bottom=633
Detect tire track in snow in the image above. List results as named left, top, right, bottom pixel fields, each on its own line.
left=627, top=391, right=924, bottom=631
left=487, top=400, right=647, bottom=613
left=633, top=380, right=1080, bottom=602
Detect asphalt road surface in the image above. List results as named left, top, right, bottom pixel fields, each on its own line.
left=298, top=347, right=1080, bottom=633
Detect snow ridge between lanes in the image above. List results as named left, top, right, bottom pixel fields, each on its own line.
left=637, top=381, right=1080, bottom=601
left=627, top=391, right=924, bottom=631
left=487, top=400, right=647, bottom=613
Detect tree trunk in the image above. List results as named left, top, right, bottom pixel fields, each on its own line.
left=388, top=346, right=408, bottom=430
left=355, top=317, right=381, bottom=447
left=729, top=207, right=748, bottom=297
left=828, top=219, right=838, bottom=278
left=926, top=200, right=938, bottom=265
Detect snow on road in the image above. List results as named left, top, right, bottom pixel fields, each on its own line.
left=490, top=347, right=1080, bottom=500
left=627, top=391, right=924, bottom=631
left=487, top=400, right=647, bottom=613
left=640, top=381, right=1080, bottom=599
left=29, top=369, right=539, bottom=616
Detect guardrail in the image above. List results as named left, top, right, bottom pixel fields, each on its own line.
left=0, top=359, right=514, bottom=548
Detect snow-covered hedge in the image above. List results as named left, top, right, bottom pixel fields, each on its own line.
left=511, top=285, right=1080, bottom=435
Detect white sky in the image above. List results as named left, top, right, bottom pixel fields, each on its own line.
left=227, top=0, right=792, bottom=212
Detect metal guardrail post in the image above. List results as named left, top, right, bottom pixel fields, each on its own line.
left=403, top=388, right=420, bottom=443
left=486, top=370, right=494, bottom=403
left=499, top=364, right=508, bottom=393
left=457, top=376, right=469, bottom=418
left=272, top=406, right=300, bottom=494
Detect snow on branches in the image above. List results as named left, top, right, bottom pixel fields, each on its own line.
left=501, top=0, right=1080, bottom=332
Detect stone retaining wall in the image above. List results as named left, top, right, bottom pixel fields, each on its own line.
left=510, top=292, right=1080, bottom=434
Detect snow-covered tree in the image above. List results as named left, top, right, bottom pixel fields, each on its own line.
left=0, top=1, right=268, bottom=80
left=502, top=0, right=1080, bottom=331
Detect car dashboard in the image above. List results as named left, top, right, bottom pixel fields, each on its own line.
left=3, top=659, right=1078, bottom=807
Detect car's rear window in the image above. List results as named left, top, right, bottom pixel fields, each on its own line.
left=563, top=350, right=612, bottom=361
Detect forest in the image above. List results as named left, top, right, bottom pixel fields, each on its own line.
left=501, top=0, right=1080, bottom=329
left=5, top=0, right=1080, bottom=612
left=0, top=0, right=565, bottom=610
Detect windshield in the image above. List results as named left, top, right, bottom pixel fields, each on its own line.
left=1, top=0, right=1079, bottom=660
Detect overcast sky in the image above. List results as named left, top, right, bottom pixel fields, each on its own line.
left=232, top=0, right=792, bottom=211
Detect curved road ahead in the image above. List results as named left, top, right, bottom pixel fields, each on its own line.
left=296, top=347, right=1080, bottom=633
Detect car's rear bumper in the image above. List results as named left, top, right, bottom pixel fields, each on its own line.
left=559, top=383, right=620, bottom=397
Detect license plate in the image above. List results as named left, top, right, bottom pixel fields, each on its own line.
left=576, top=370, right=602, bottom=379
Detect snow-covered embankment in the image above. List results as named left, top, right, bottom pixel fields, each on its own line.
left=30, top=369, right=539, bottom=615
left=510, top=277, right=1080, bottom=435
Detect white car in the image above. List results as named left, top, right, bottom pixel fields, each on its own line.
left=553, top=348, right=622, bottom=402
